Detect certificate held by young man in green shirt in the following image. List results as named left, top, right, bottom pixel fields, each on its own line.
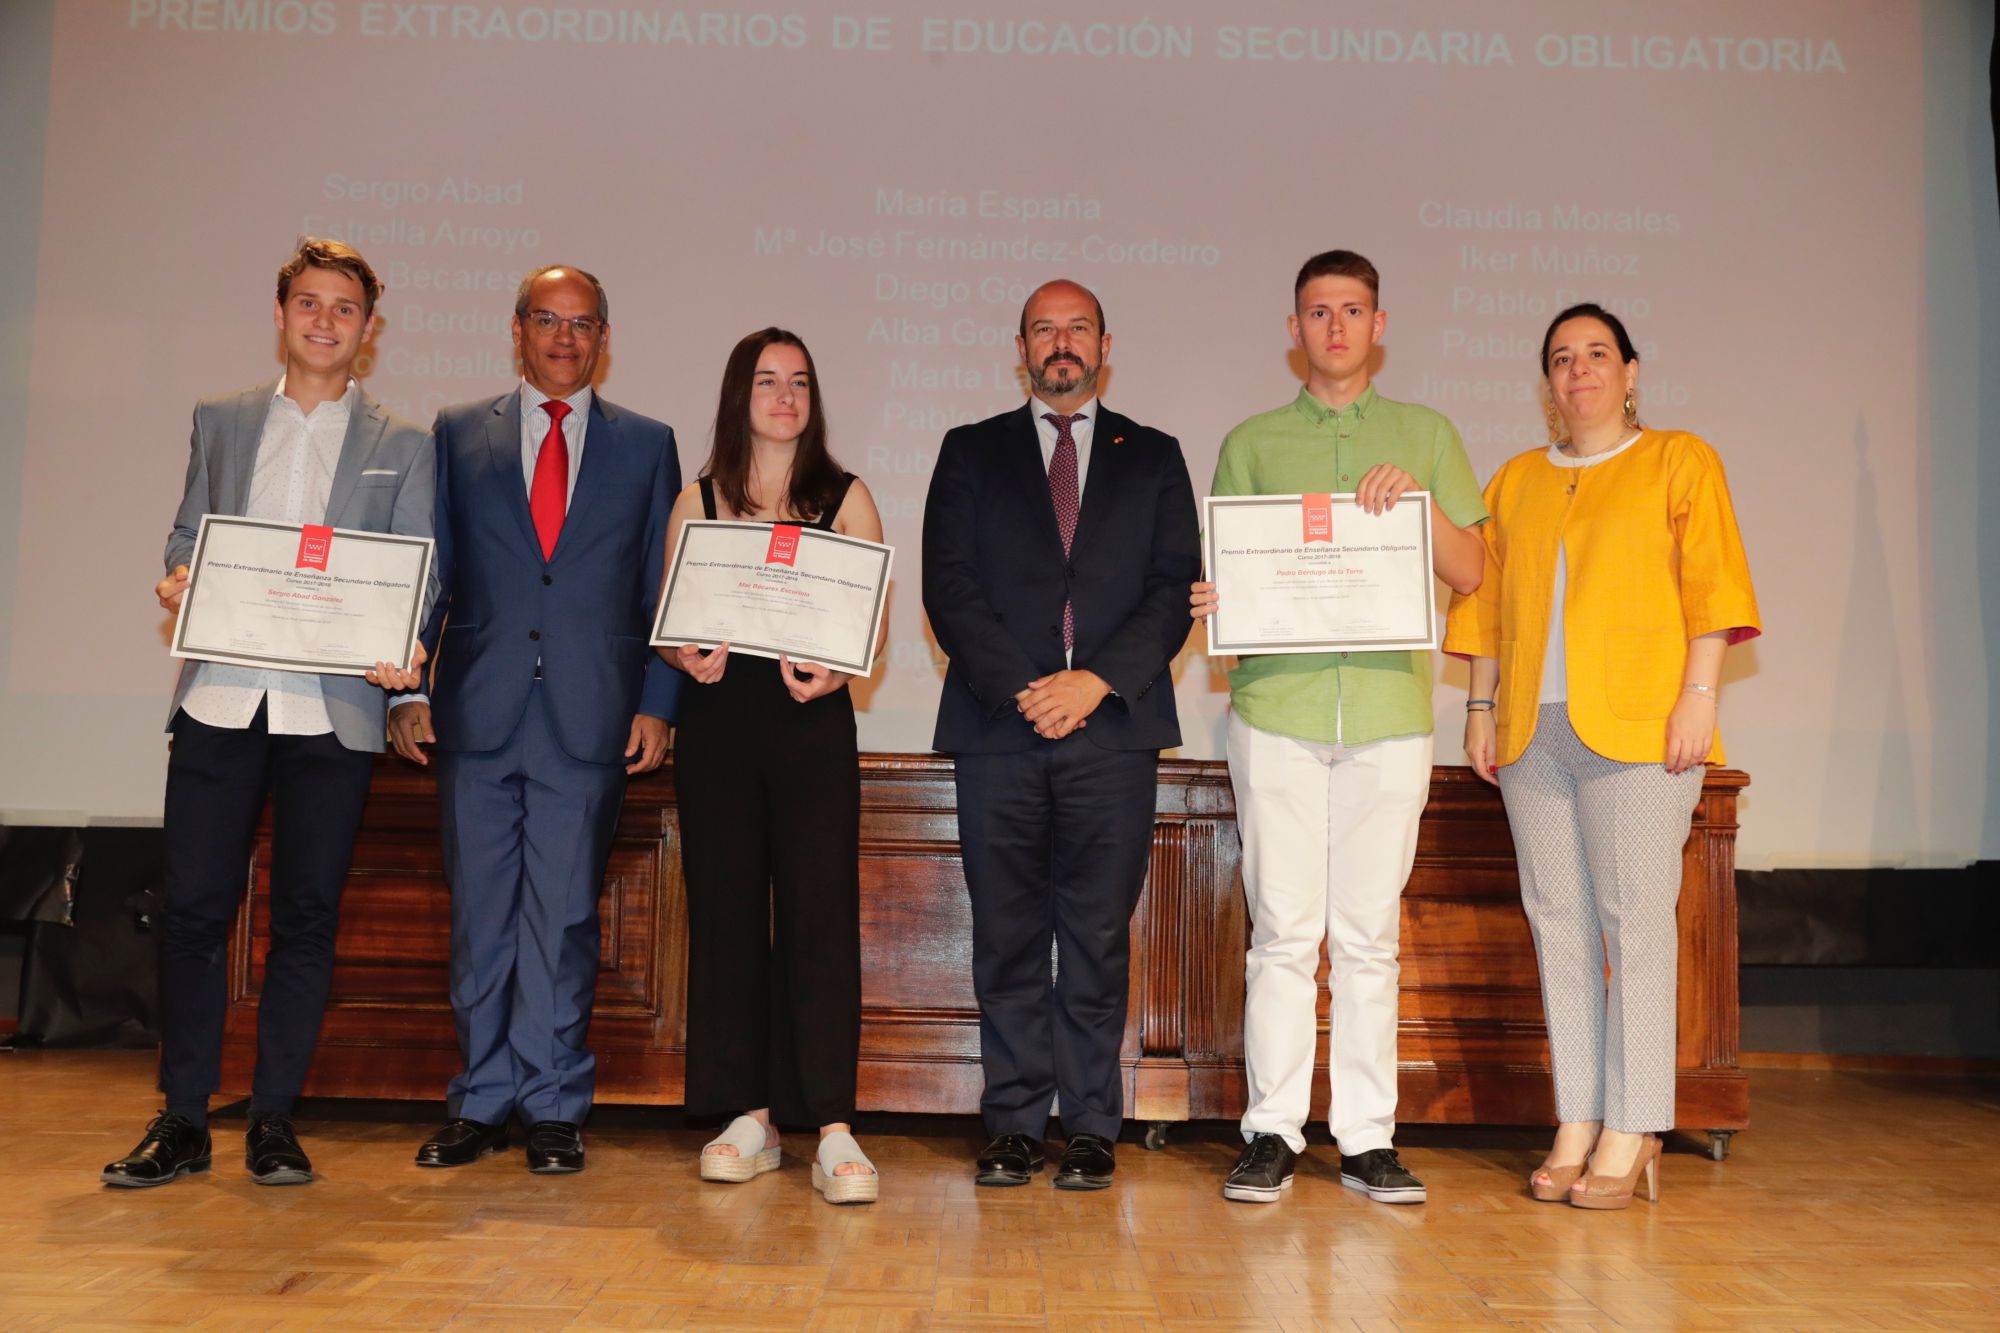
left=1203, top=488, right=1439, bottom=657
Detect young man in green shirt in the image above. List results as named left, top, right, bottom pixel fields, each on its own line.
left=1192, top=250, right=1487, bottom=1204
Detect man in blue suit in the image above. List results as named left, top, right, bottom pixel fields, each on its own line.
left=922, top=280, right=1199, bottom=1190
left=389, top=264, right=680, bottom=1174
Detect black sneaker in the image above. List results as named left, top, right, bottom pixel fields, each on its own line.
left=246, top=1114, right=314, bottom=1185
left=1223, top=1133, right=1297, bottom=1203
left=1339, top=1147, right=1426, bottom=1204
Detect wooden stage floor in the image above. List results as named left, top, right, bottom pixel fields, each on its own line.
left=4, top=1051, right=1998, bottom=1331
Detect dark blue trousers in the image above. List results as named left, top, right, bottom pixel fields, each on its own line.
left=953, top=736, right=1158, bottom=1142
left=437, top=683, right=626, bottom=1126
left=158, top=705, right=375, bottom=1119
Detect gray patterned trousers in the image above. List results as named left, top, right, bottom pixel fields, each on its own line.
left=1497, top=704, right=1703, bottom=1131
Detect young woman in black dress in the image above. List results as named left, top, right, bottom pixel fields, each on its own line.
left=663, top=327, right=885, bottom=1204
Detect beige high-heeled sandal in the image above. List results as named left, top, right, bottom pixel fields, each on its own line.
left=1569, top=1135, right=1661, bottom=1210
left=700, top=1115, right=781, bottom=1183
left=1529, top=1160, right=1586, bottom=1202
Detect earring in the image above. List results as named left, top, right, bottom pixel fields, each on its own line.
left=1623, top=388, right=1639, bottom=427
left=1543, top=398, right=1565, bottom=443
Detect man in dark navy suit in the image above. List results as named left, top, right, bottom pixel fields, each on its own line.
left=922, top=279, right=1199, bottom=1190
left=388, top=264, right=681, bottom=1175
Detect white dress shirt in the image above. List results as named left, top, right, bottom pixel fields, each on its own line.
left=520, top=380, right=592, bottom=505
left=179, top=377, right=355, bottom=735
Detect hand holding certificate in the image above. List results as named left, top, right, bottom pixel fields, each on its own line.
left=1204, top=493, right=1436, bottom=656
left=651, top=520, right=893, bottom=676
left=171, top=515, right=433, bottom=675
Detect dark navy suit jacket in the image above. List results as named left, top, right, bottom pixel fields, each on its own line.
left=421, top=390, right=681, bottom=763
left=922, top=404, right=1199, bottom=755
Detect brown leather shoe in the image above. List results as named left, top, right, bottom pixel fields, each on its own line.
left=1529, top=1159, right=1587, bottom=1202
left=1570, top=1135, right=1661, bottom=1210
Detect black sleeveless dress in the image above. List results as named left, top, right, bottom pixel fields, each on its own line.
left=675, top=475, right=862, bottom=1127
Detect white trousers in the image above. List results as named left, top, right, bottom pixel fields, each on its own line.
left=1227, top=711, right=1432, bottom=1154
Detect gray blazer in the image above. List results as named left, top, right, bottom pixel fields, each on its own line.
left=165, top=379, right=437, bottom=752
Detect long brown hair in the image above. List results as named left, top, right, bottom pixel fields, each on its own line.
left=702, top=328, right=846, bottom=521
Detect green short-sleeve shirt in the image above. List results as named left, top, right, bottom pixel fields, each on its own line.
left=1211, top=384, right=1488, bottom=747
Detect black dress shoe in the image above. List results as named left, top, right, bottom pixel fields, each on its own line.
left=1054, top=1133, right=1116, bottom=1190
left=525, top=1121, right=585, bottom=1174
left=415, top=1118, right=510, bottom=1168
left=245, top=1115, right=314, bottom=1185
left=1339, top=1147, right=1427, bottom=1204
left=102, top=1111, right=212, bottom=1188
left=974, top=1132, right=1044, bottom=1186
left=1223, top=1133, right=1297, bottom=1203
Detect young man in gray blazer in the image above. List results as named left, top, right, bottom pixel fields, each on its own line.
left=102, top=238, right=435, bottom=1188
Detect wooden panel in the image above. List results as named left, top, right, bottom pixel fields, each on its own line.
left=221, top=755, right=1749, bottom=1132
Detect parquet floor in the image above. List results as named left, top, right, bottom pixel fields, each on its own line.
left=4, top=1051, right=1998, bottom=1330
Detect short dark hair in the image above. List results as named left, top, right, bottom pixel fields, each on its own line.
left=1017, top=280, right=1107, bottom=339
left=277, top=237, right=382, bottom=319
left=703, top=328, right=847, bottom=523
left=1540, top=302, right=1639, bottom=374
left=1293, top=250, right=1380, bottom=306
left=515, top=264, right=609, bottom=323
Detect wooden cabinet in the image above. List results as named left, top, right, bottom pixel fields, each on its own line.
left=224, top=757, right=1749, bottom=1136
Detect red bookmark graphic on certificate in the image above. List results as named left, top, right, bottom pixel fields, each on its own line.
left=1301, top=494, right=1333, bottom=544
left=296, top=524, right=333, bottom=570
left=766, top=524, right=801, bottom=566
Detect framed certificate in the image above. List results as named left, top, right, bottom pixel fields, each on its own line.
left=171, top=515, right=433, bottom=675
left=650, top=520, right=894, bottom=676
left=1204, top=493, right=1436, bottom=656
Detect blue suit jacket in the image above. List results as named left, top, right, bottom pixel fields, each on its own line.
left=421, top=389, right=681, bottom=763
left=922, top=404, right=1199, bottom=755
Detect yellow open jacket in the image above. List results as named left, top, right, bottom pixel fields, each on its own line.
left=1443, top=430, right=1761, bottom=767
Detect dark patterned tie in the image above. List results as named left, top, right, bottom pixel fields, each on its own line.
left=1043, top=411, right=1082, bottom=651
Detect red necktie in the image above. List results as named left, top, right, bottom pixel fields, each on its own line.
left=529, top=399, right=571, bottom=560
left=1044, top=411, right=1082, bottom=652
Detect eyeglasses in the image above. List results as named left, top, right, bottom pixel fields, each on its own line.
left=523, top=309, right=604, bottom=338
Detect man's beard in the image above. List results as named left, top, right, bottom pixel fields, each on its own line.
left=1029, top=355, right=1098, bottom=400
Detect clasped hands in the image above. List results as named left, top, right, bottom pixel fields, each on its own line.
left=1015, top=669, right=1110, bottom=740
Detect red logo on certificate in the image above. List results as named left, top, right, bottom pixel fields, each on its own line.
left=296, top=525, right=333, bottom=570
left=766, top=524, right=801, bottom=566
left=1301, top=494, right=1333, bottom=543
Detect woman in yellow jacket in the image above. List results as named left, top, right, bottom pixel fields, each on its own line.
left=1444, top=303, right=1759, bottom=1210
